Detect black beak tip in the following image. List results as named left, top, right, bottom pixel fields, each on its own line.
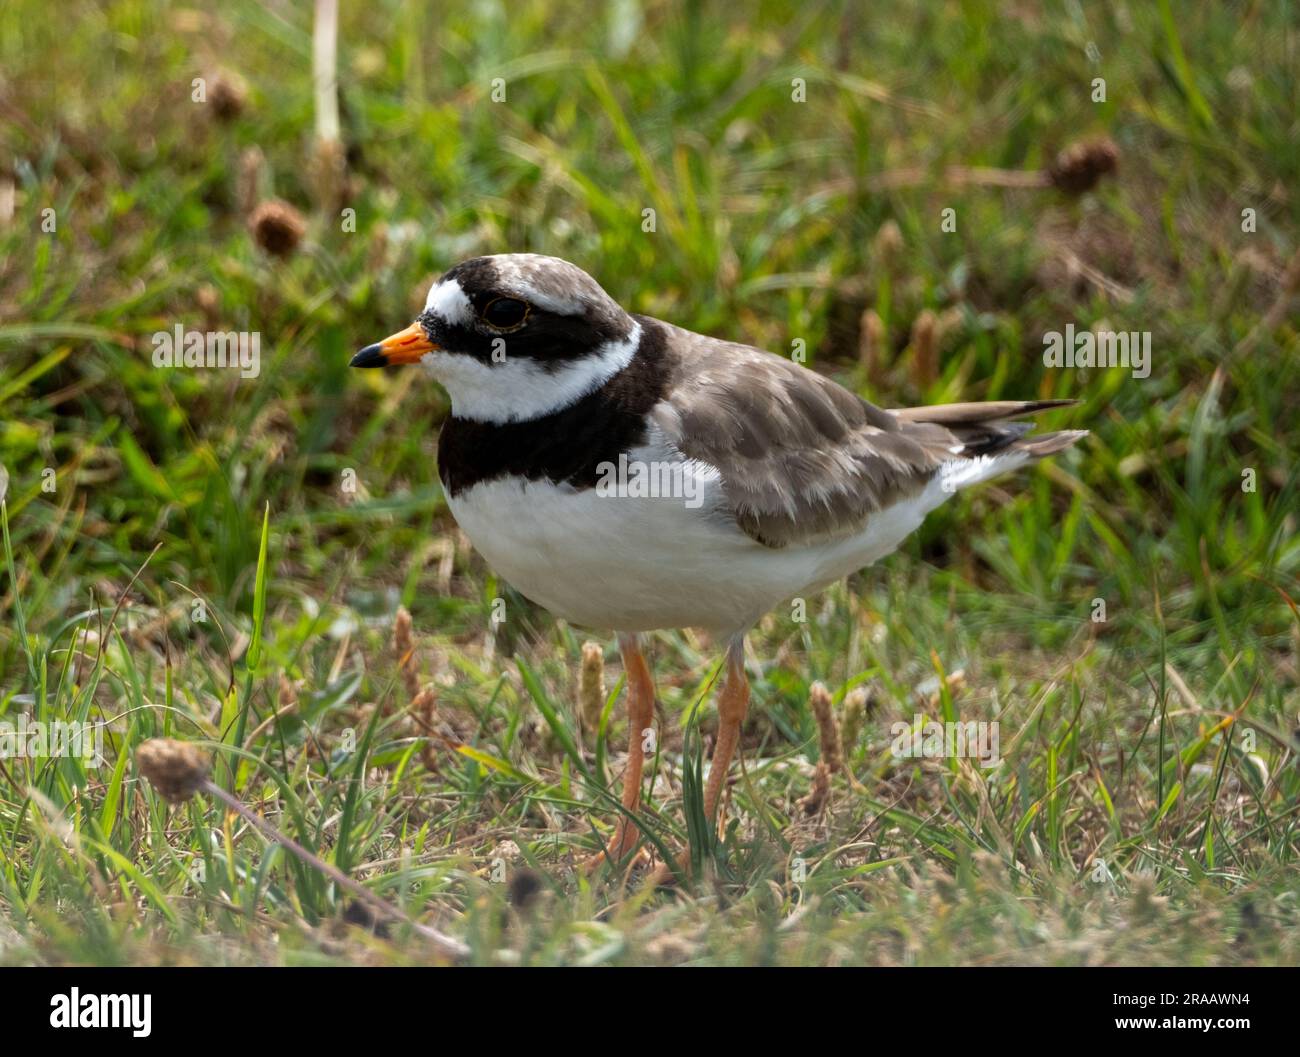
left=350, top=344, right=389, bottom=368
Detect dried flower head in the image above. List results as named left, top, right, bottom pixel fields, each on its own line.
left=207, top=71, right=248, bottom=122
left=136, top=738, right=210, bottom=803
left=858, top=307, right=887, bottom=386
left=909, top=309, right=938, bottom=391
left=309, top=136, right=349, bottom=213
left=808, top=682, right=842, bottom=773
left=248, top=199, right=306, bottom=258
left=840, top=686, right=870, bottom=757
left=578, top=640, right=606, bottom=733
left=871, top=219, right=904, bottom=268
left=1047, top=137, right=1119, bottom=195
left=237, top=146, right=265, bottom=216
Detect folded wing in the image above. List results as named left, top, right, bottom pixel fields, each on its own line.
left=649, top=321, right=1080, bottom=548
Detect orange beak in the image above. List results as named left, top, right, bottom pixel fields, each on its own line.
left=351, top=321, right=437, bottom=367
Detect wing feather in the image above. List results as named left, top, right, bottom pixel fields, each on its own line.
left=647, top=319, right=1079, bottom=548
left=649, top=321, right=949, bottom=547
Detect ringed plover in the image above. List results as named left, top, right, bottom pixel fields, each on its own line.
left=352, top=253, right=1085, bottom=867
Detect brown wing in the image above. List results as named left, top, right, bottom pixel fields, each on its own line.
left=648, top=320, right=1081, bottom=548
left=648, top=321, right=955, bottom=547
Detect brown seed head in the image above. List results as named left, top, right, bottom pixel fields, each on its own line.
left=393, top=606, right=414, bottom=655
left=207, top=71, right=248, bottom=122
left=840, top=686, right=870, bottom=756
left=808, top=681, right=842, bottom=773
left=248, top=199, right=306, bottom=258
left=136, top=738, right=210, bottom=804
left=578, top=641, right=606, bottom=733
left=909, top=309, right=939, bottom=391
left=1047, top=137, right=1119, bottom=195
left=309, top=136, right=349, bottom=213
left=871, top=219, right=904, bottom=269
left=858, top=307, right=887, bottom=385
left=237, top=146, right=265, bottom=216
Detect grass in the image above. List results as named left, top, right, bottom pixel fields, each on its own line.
left=0, top=0, right=1297, bottom=965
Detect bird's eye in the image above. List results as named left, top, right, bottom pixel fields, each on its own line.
left=482, top=297, right=529, bottom=329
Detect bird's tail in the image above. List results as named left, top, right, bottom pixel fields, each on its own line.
left=894, top=399, right=1087, bottom=489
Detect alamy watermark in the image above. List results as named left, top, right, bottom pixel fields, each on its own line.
left=50, top=988, right=151, bottom=1037
left=595, top=454, right=707, bottom=508
left=890, top=714, right=1001, bottom=768
left=151, top=324, right=260, bottom=378
left=1043, top=324, right=1150, bottom=379
left=0, top=714, right=105, bottom=766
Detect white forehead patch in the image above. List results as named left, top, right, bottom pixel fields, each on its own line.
left=423, top=278, right=473, bottom=325
left=419, top=321, right=641, bottom=424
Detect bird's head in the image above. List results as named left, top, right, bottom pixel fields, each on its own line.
left=352, top=254, right=639, bottom=424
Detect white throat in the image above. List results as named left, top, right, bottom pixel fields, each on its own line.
left=421, top=320, right=642, bottom=424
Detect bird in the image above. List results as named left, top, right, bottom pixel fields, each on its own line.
left=352, top=253, right=1086, bottom=871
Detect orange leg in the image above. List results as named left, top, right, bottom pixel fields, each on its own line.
left=586, top=633, right=656, bottom=869
left=641, top=637, right=751, bottom=889
left=703, top=637, right=749, bottom=826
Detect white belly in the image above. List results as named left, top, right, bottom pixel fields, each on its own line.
left=444, top=464, right=952, bottom=636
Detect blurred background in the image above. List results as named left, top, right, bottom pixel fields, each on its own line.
left=0, top=1, right=1297, bottom=965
